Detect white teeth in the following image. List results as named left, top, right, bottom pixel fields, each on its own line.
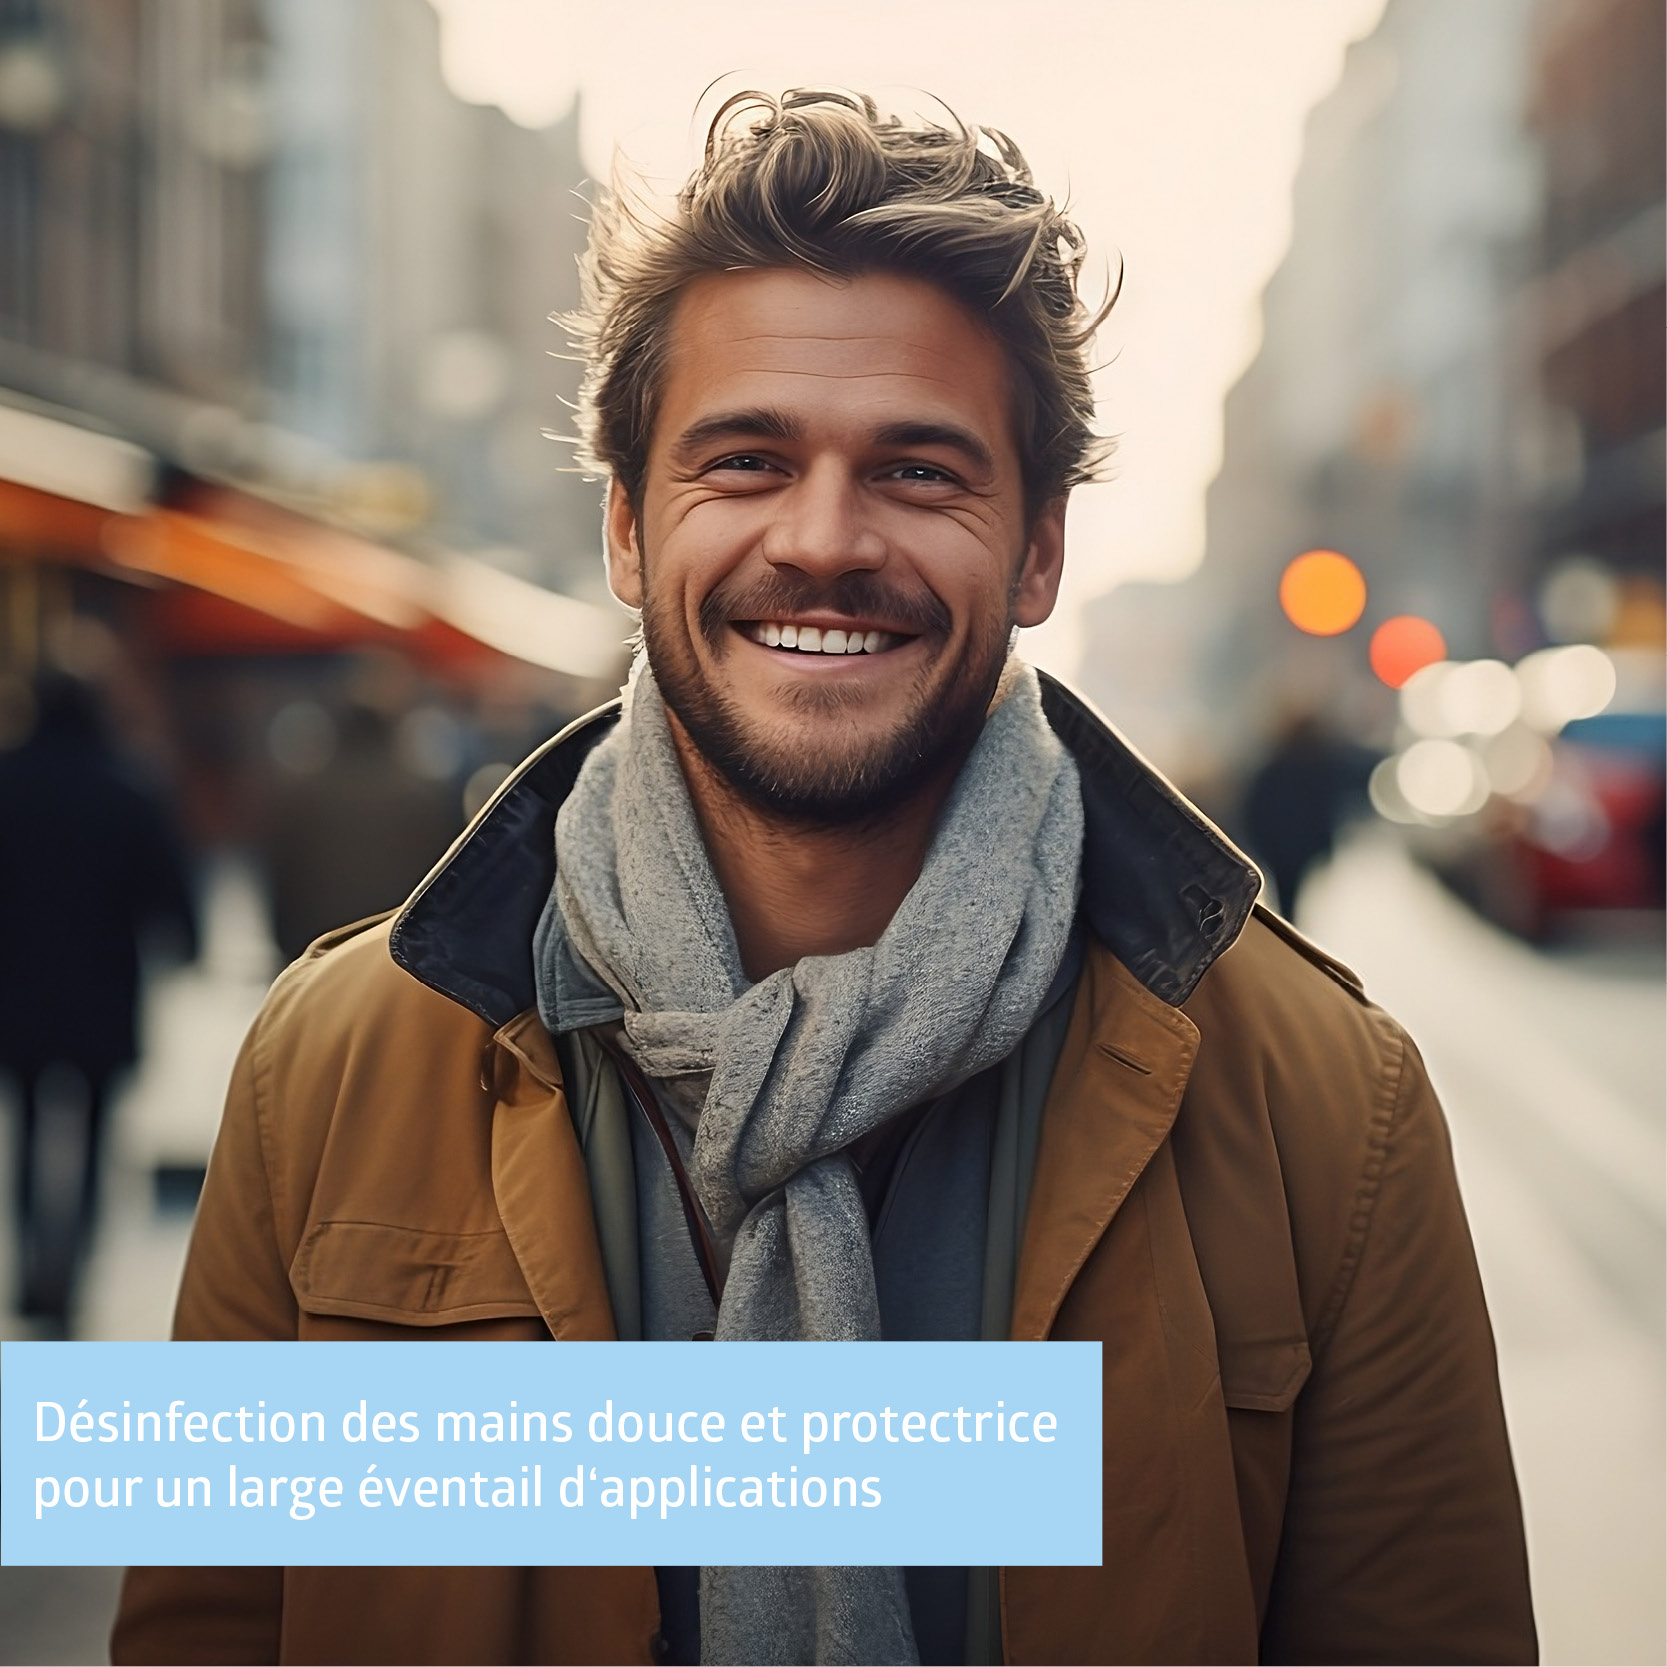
left=749, top=622, right=899, bottom=655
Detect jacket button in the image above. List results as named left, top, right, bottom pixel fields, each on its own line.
left=650, top=1629, right=669, bottom=1664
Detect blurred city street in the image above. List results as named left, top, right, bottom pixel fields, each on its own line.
left=2, top=830, right=1662, bottom=1664
left=0, top=0, right=1661, bottom=1660
left=1304, top=831, right=1665, bottom=1667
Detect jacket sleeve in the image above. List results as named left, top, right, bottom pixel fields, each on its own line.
left=111, top=1012, right=294, bottom=1665
left=1260, top=1025, right=1538, bottom=1665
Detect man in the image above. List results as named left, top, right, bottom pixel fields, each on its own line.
left=115, top=90, right=1536, bottom=1665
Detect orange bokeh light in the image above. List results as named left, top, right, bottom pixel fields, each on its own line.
left=1279, top=549, right=1367, bottom=636
left=1369, top=615, right=1447, bottom=689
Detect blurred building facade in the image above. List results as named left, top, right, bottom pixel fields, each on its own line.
left=1082, top=0, right=1664, bottom=917
left=261, top=0, right=601, bottom=592
left=1518, top=0, right=1664, bottom=616
left=1135, top=0, right=1543, bottom=775
left=0, top=0, right=267, bottom=409
left=0, top=0, right=627, bottom=955
left=0, top=0, right=602, bottom=598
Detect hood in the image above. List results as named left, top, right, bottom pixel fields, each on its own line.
left=389, top=671, right=1261, bottom=1027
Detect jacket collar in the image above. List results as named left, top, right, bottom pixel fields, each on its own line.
left=389, top=670, right=1260, bottom=1027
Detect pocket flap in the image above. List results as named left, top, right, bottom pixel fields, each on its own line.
left=1217, top=1338, right=1312, bottom=1412
left=291, top=1221, right=542, bottom=1326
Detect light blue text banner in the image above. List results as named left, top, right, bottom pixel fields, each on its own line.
left=3, top=1341, right=1100, bottom=1566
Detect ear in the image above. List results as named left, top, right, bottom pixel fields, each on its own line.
left=1011, top=498, right=1067, bottom=628
left=604, top=478, right=645, bottom=609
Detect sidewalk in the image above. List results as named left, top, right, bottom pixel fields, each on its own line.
left=0, top=857, right=276, bottom=1667
left=1302, top=830, right=1666, bottom=1667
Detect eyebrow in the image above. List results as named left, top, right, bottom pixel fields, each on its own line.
left=669, top=407, right=803, bottom=464
left=871, top=421, right=995, bottom=480
left=667, top=410, right=997, bottom=480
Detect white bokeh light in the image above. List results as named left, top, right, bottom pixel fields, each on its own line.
left=1399, top=661, right=1458, bottom=737
left=1516, top=644, right=1618, bottom=733
left=1401, top=659, right=1524, bottom=739
left=1440, top=659, right=1522, bottom=737
left=1368, top=755, right=1421, bottom=824
left=1481, top=725, right=1554, bottom=802
left=1396, top=738, right=1489, bottom=819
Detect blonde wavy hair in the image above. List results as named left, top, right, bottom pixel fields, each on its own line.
left=568, top=88, right=1114, bottom=517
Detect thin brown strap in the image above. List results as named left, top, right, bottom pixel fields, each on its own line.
left=604, top=1042, right=723, bottom=1310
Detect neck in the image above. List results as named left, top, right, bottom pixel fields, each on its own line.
left=666, top=713, right=964, bottom=982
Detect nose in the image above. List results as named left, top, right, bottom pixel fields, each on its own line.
left=758, top=458, right=887, bottom=580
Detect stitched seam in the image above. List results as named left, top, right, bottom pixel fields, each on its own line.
left=303, top=1221, right=510, bottom=1238
left=490, top=1095, right=602, bottom=1339
left=1310, top=1014, right=1406, bottom=1357
left=1142, top=1182, right=1210, bottom=1637
left=1034, top=1131, right=1165, bottom=1338
left=1250, top=903, right=1368, bottom=1000
left=246, top=995, right=294, bottom=1282
left=1148, top=1167, right=1221, bottom=1380
left=1029, top=1013, right=1197, bottom=1337
left=297, top=1295, right=542, bottom=1322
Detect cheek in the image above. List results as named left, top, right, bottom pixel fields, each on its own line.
left=676, top=490, right=773, bottom=550
left=915, top=537, right=1023, bottom=623
left=654, top=501, right=764, bottom=592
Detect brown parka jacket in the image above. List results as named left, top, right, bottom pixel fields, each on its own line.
left=112, top=677, right=1536, bottom=1665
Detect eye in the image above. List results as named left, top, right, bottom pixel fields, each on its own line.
left=887, top=462, right=958, bottom=486
left=707, top=453, right=778, bottom=474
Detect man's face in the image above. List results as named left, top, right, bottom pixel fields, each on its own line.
left=606, top=267, right=1065, bottom=823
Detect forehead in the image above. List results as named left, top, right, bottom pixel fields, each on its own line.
left=655, top=268, right=1016, bottom=448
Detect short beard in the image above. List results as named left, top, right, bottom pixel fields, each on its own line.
left=641, top=570, right=1014, bottom=828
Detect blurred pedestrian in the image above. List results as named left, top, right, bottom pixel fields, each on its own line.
left=0, top=672, right=198, bottom=1325
left=260, top=696, right=462, bottom=963
left=1242, top=709, right=1376, bottom=919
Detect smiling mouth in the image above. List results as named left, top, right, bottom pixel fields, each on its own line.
left=741, top=621, right=912, bottom=656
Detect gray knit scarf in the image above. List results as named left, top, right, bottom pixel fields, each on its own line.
left=537, top=659, right=1082, bottom=1665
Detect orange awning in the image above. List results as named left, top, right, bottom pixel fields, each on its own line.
left=0, top=472, right=625, bottom=678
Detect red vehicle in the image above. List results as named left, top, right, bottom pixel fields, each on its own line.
left=1515, top=711, right=1666, bottom=927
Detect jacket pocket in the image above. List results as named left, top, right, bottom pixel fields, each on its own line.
left=1217, top=1338, right=1312, bottom=1412
left=290, top=1220, right=543, bottom=1326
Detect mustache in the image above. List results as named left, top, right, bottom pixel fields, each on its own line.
left=698, top=572, right=952, bottom=645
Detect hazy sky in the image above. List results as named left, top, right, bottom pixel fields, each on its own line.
left=428, top=0, right=1386, bottom=674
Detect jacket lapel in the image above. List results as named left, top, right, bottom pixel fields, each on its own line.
left=1006, top=941, right=1263, bottom=1662
left=1012, top=937, right=1200, bottom=1341
left=487, top=1010, right=617, bottom=1341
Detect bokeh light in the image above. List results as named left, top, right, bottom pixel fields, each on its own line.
left=267, top=700, right=336, bottom=775
left=1399, top=661, right=1457, bottom=736
left=1481, top=725, right=1554, bottom=801
left=1396, top=738, right=1490, bottom=818
left=1515, top=643, right=1618, bottom=732
left=1279, top=549, right=1367, bottom=636
left=1369, top=614, right=1446, bottom=688
left=1441, top=659, right=1522, bottom=736
left=1401, top=657, right=1525, bottom=738
left=1539, top=558, right=1619, bottom=644
left=1530, top=778, right=1612, bottom=861
left=1367, top=756, right=1421, bottom=824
